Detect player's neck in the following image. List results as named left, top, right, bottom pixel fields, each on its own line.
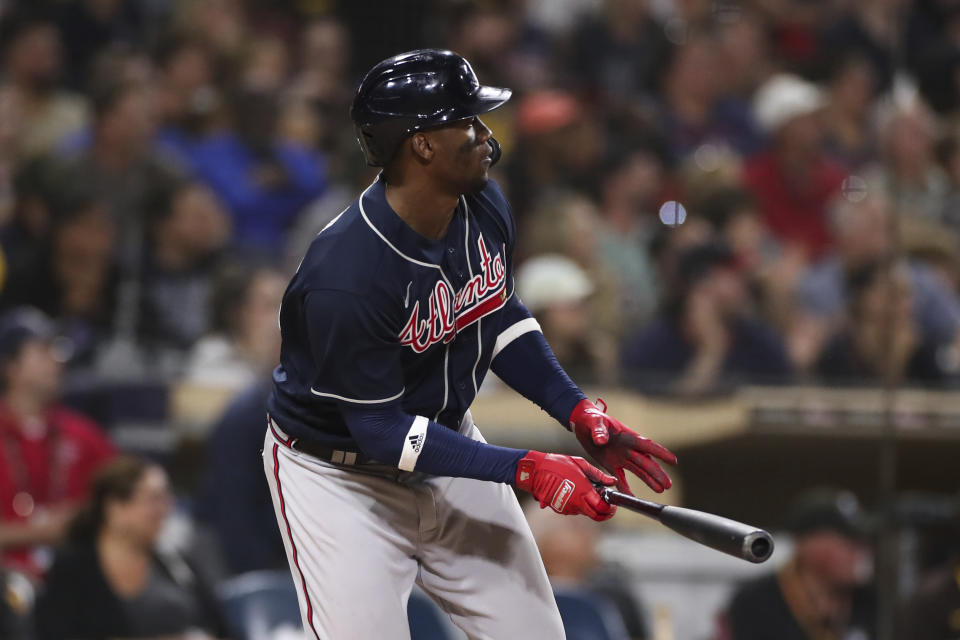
left=384, top=179, right=458, bottom=242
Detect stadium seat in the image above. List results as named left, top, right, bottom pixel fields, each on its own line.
left=553, top=587, right=631, bottom=640
left=218, top=570, right=302, bottom=640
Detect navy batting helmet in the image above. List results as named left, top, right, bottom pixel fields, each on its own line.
left=350, top=49, right=511, bottom=167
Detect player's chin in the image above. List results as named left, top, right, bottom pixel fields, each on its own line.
left=466, top=170, right=490, bottom=194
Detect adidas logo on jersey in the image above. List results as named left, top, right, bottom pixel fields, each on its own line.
left=408, top=433, right=425, bottom=454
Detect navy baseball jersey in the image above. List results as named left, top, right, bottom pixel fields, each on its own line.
left=267, top=176, right=530, bottom=448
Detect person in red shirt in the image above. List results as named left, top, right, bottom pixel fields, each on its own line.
left=744, top=74, right=847, bottom=259
left=0, top=308, right=114, bottom=579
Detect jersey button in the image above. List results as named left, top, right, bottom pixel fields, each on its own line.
left=458, top=271, right=465, bottom=279
left=458, top=382, right=467, bottom=390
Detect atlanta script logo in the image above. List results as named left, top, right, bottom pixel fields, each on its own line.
left=399, top=236, right=507, bottom=353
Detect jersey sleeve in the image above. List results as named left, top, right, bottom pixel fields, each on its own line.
left=304, top=289, right=405, bottom=405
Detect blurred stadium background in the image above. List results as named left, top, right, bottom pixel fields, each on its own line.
left=2, top=0, right=960, bottom=638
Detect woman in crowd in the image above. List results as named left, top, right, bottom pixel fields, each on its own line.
left=181, top=261, right=285, bottom=393
left=35, top=456, right=228, bottom=640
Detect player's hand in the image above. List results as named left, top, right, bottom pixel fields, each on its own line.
left=570, top=398, right=677, bottom=495
left=515, top=450, right=617, bottom=521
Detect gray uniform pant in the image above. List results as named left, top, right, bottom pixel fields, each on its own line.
left=262, top=411, right=566, bottom=640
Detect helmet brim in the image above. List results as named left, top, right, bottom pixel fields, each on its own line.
left=408, top=85, right=512, bottom=133
left=457, top=85, right=512, bottom=120
left=474, top=85, right=512, bottom=110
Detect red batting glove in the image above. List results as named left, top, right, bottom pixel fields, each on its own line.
left=515, top=450, right=617, bottom=521
left=570, top=398, right=677, bottom=495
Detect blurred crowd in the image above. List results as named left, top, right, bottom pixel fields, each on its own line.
left=5, top=0, right=960, bottom=397
left=3, top=0, right=960, bottom=638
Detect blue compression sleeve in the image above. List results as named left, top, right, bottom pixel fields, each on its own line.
left=339, top=403, right=526, bottom=484
left=491, top=298, right=587, bottom=426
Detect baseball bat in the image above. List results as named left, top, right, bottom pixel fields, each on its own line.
left=599, top=488, right=774, bottom=564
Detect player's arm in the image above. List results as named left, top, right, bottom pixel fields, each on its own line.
left=303, top=289, right=616, bottom=520
left=340, top=404, right=616, bottom=520
left=491, top=294, right=677, bottom=494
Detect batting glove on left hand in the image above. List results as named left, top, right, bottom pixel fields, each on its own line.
left=570, top=398, right=677, bottom=495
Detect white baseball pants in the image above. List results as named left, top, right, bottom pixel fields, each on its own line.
left=262, top=411, right=566, bottom=640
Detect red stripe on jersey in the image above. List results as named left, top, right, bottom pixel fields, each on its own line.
left=455, top=282, right=508, bottom=331
left=272, top=444, right=321, bottom=640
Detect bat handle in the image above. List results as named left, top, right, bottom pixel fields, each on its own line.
left=597, top=487, right=664, bottom=517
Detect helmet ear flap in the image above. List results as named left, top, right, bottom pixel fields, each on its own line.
left=356, top=127, right=386, bottom=167
left=356, top=120, right=415, bottom=167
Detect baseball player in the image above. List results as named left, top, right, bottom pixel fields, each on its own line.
left=263, top=49, right=677, bottom=639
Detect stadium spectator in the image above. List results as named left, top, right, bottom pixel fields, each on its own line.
left=797, top=195, right=960, bottom=368
left=522, top=192, right=623, bottom=341
left=622, top=241, right=791, bottom=394
left=2, top=182, right=120, bottom=368
left=507, top=92, right=605, bottom=219
left=655, top=27, right=762, bottom=163
left=57, top=45, right=162, bottom=158
left=698, top=188, right=774, bottom=277
left=151, top=34, right=220, bottom=170
left=937, top=131, right=960, bottom=235
left=744, top=74, right=846, bottom=259
left=898, top=493, right=960, bottom=639
left=717, top=489, right=875, bottom=640
left=913, top=38, right=960, bottom=117
left=189, top=87, right=327, bottom=253
left=0, top=569, right=32, bottom=640
left=170, top=0, right=248, bottom=64
left=288, top=18, right=357, bottom=182
left=195, top=377, right=286, bottom=576
left=443, top=3, right=521, bottom=89
left=821, top=53, right=878, bottom=170
left=526, top=501, right=648, bottom=640
left=596, top=149, right=663, bottom=329
left=0, top=308, right=115, bottom=579
left=182, top=262, right=284, bottom=392
left=0, top=8, right=88, bottom=160
left=757, top=1, right=833, bottom=74
left=569, top=0, right=668, bottom=105
left=646, top=212, right=715, bottom=302
left=516, top=254, right=617, bottom=385
left=290, top=17, right=351, bottom=112
left=0, top=157, right=64, bottom=308
left=0, top=84, right=21, bottom=223
left=864, top=97, right=951, bottom=227
left=59, top=75, right=181, bottom=272
left=716, top=10, right=771, bottom=99
left=816, top=260, right=955, bottom=384
left=137, top=178, right=231, bottom=354
left=35, top=456, right=228, bottom=640
left=820, top=0, right=900, bottom=94
left=53, top=0, right=144, bottom=91
left=241, top=34, right=291, bottom=94
left=696, top=187, right=808, bottom=335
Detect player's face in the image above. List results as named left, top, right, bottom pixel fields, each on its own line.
left=429, top=116, right=494, bottom=195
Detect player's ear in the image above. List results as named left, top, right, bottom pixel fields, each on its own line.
left=410, top=132, right=434, bottom=163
